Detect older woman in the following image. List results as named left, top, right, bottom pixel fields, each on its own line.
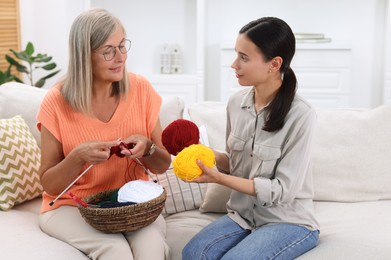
left=37, top=8, right=171, bottom=260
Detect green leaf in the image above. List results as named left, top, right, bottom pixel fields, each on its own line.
left=0, top=71, right=6, bottom=84
left=40, top=69, right=60, bottom=80
left=41, top=63, right=57, bottom=70
left=15, top=63, right=29, bottom=73
left=34, top=78, right=45, bottom=88
left=0, top=70, right=16, bottom=84
left=35, top=56, right=52, bottom=63
left=5, top=54, right=20, bottom=66
left=10, top=49, right=30, bottom=62
left=25, top=42, right=35, bottom=56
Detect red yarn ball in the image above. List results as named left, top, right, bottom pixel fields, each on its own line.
left=162, top=119, right=200, bottom=155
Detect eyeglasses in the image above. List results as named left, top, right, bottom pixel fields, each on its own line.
left=97, top=39, right=131, bottom=61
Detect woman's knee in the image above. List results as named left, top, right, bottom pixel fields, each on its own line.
left=182, top=217, right=249, bottom=260
left=88, top=237, right=133, bottom=260
left=126, top=219, right=168, bottom=260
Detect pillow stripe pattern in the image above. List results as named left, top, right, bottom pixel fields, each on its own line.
left=155, top=170, right=207, bottom=216
left=0, top=115, right=43, bottom=211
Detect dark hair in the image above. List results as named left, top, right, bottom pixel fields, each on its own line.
left=240, top=17, right=297, bottom=132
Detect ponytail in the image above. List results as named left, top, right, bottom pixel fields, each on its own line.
left=263, top=67, right=297, bottom=132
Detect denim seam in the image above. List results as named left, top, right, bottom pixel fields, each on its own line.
left=270, top=229, right=314, bottom=260
left=200, top=229, right=248, bottom=260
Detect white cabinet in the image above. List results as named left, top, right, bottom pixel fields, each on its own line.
left=220, top=44, right=352, bottom=109
left=148, top=74, right=199, bottom=109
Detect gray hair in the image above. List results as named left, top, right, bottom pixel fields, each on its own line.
left=62, top=8, right=129, bottom=114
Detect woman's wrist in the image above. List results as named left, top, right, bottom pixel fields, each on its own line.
left=143, top=141, right=156, bottom=157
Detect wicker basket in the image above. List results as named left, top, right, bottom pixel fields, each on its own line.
left=77, top=188, right=166, bottom=233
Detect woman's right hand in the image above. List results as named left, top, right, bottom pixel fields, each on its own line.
left=72, top=140, right=121, bottom=165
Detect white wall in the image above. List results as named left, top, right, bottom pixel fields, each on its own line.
left=19, top=0, right=88, bottom=88
left=384, top=0, right=391, bottom=105
left=18, top=0, right=390, bottom=108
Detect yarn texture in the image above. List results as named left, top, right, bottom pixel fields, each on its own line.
left=162, top=119, right=200, bottom=155
left=173, top=144, right=215, bottom=181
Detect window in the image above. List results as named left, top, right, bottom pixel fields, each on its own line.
left=0, top=0, right=20, bottom=72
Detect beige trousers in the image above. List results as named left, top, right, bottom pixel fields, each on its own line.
left=39, top=205, right=169, bottom=260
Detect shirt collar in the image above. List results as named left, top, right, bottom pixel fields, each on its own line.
left=240, top=87, right=271, bottom=113
left=240, top=87, right=255, bottom=109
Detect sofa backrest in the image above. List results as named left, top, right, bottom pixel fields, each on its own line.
left=0, top=82, right=185, bottom=148
left=188, top=102, right=391, bottom=203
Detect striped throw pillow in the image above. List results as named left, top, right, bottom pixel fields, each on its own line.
left=155, top=169, right=207, bottom=216
left=0, top=115, right=43, bottom=211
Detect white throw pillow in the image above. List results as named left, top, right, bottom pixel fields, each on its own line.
left=312, top=106, right=391, bottom=202
left=160, top=96, right=185, bottom=129
left=0, top=82, right=47, bottom=147
left=188, top=102, right=227, bottom=151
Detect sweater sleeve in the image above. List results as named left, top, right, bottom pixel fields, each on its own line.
left=36, top=86, right=63, bottom=143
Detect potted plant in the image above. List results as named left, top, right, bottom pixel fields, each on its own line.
left=3, top=41, right=60, bottom=88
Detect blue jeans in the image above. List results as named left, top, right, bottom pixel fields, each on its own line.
left=182, top=215, right=319, bottom=260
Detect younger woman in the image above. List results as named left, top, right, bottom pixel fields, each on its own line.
left=183, top=17, right=320, bottom=260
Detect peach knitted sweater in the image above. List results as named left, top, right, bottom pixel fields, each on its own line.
left=37, top=73, right=161, bottom=213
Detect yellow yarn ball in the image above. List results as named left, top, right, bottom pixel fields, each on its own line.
left=172, top=144, right=215, bottom=181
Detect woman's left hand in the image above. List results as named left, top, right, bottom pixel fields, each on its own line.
left=119, top=135, right=151, bottom=159
left=190, top=160, right=222, bottom=184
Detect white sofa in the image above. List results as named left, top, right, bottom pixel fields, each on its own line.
left=1, top=82, right=391, bottom=260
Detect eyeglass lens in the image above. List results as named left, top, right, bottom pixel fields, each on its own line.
left=104, top=39, right=131, bottom=61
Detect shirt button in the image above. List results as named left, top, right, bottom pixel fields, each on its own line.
left=250, top=154, right=253, bottom=157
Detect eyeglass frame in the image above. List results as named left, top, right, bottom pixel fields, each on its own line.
left=94, top=39, right=131, bottom=61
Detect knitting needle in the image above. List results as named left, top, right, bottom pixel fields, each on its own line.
left=134, top=158, right=157, bottom=183
left=67, top=191, right=89, bottom=208
left=49, top=164, right=93, bottom=206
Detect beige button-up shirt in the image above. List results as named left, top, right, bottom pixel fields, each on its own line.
left=225, top=87, right=319, bottom=231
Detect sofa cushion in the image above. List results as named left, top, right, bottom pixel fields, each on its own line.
left=0, top=115, right=43, bottom=211
left=0, top=198, right=88, bottom=259
left=297, top=200, right=391, bottom=259
left=165, top=201, right=391, bottom=260
left=312, top=106, right=391, bottom=202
